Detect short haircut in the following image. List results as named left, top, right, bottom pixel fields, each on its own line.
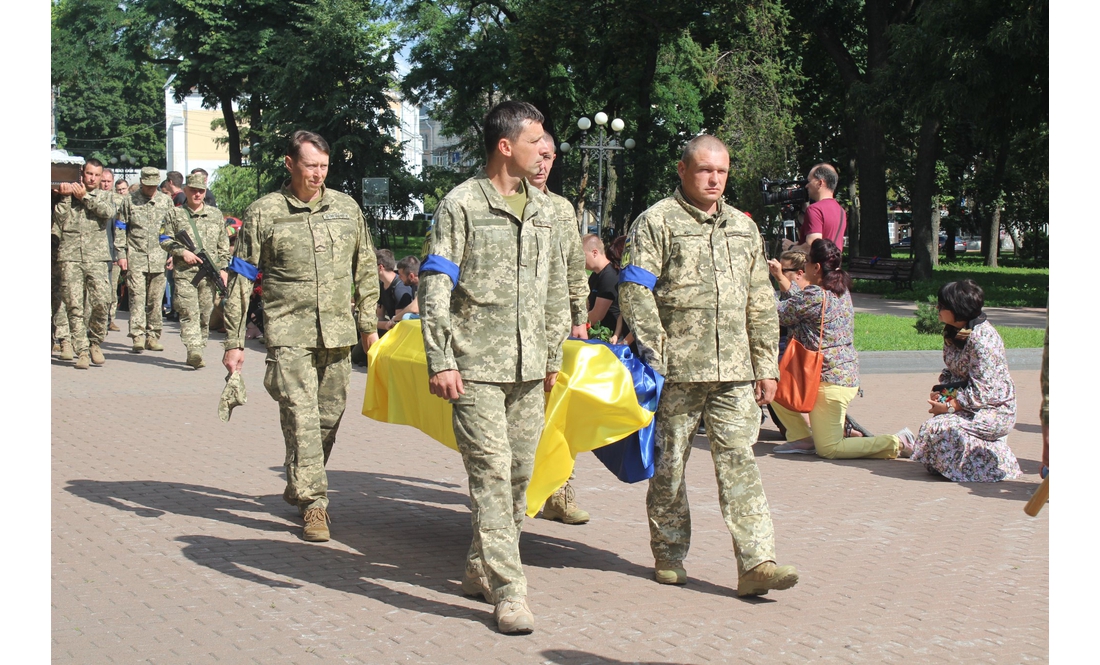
left=190, top=167, right=209, bottom=176
left=396, top=255, right=420, bottom=274
left=84, top=157, right=104, bottom=169
left=167, top=171, right=184, bottom=188
left=582, top=233, right=605, bottom=255
left=680, top=135, right=729, bottom=165
left=375, top=248, right=396, bottom=271
left=483, top=100, right=544, bottom=157
left=159, top=180, right=171, bottom=190
left=809, top=163, right=838, bottom=192
left=287, top=130, right=330, bottom=159
left=937, top=279, right=984, bottom=321
left=779, top=250, right=807, bottom=271
left=101, top=168, right=114, bottom=177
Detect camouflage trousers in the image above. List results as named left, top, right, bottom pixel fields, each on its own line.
left=127, top=271, right=167, bottom=340
left=647, top=381, right=776, bottom=575
left=453, top=379, right=545, bottom=603
left=60, top=261, right=111, bottom=354
left=52, top=254, right=69, bottom=341
left=174, top=272, right=216, bottom=353
left=263, top=346, right=352, bottom=512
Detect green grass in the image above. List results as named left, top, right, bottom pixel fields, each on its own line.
left=851, top=255, right=1049, bottom=308
left=854, top=312, right=1045, bottom=351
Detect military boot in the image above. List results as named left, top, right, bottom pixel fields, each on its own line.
left=89, top=343, right=106, bottom=366
left=145, top=336, right=164, bottom=351
left=108, top=321, right=120, bottom=332
left=302, top=506, right=330, bottom=542
left=59, top=339, right=74, bottom=361
left=131, top=336, right=146, bottom=354
left=494, top=597, right=534, bottom=635
left=737, top=561, right=799, bottom=597
left=654, top=560, right=687, bottom=585
left=539, top=483, right=590, bottom=524
left=52, top=342, right=60, bottom=354
left=186, top=350, right=205, bottom=369
left=461, top=565, right=492, bottom=603
left=74, top=351, right=90, bottom=370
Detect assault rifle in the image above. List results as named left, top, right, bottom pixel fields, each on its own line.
left=176, top=230, right=227, bottom=297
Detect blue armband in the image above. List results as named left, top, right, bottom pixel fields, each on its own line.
left=114, top=220, right=127, bottom=230
left=159, top=234, right=171, bottom=242
left=619, top=265, right=658, bottom=290
left=420, top=254, right=460, bottom=290
left=228, top=256, right=259, bottom=281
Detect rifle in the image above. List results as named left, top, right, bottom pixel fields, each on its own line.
left=176, top=230, right=227, bottom=297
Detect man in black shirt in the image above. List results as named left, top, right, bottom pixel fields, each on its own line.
left=376, top=249, right=413, bottom=336
left=583, top=234, right=619, bottom=332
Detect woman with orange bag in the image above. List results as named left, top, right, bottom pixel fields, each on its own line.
left=766, top=239, right=906, bottom=459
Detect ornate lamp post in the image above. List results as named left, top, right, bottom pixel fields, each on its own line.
left=109, top=153, right=135, bottom=180
left=560, top=112, right=633, bottom=238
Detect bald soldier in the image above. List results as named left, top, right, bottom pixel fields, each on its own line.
left=619, top=134, right=799, bottom=597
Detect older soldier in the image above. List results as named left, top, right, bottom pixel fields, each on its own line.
left=222, top=130, right=380, bottom=543
left=52, top=158, right=121, bottom=369
left=528, top=132, right=591, bottom=526
left=419, top=101, right=568, bottom=634
left=619, top=135, right=799, bottom=597
left=119, top=167, right=173, bottom=353
left=160, top=172, right=229, bottom=369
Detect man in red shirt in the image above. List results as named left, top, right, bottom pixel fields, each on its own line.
left=793, top=163, right=846, bottom=253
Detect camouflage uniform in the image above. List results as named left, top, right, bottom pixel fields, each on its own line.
left=222, top=184, right=379, bottom=512
left=103, top=190, right=122, bottom=325
left=123, top=188, right=172, bottom=342
left=51, top=233, right=69, bottom=343
left=161, top=202, right=230, bottom=354
left=52, top=189, right=121, bottom=355
left=543, top=191, right=589, bottom=328
left=619, top=187, right=781, bottom=576
left=419, top=174, right=569, bottom=602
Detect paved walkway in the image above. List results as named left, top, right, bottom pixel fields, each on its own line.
left=851, top=292, right=1047, bottom=329
left=52, top=315, right=1048, bottom=663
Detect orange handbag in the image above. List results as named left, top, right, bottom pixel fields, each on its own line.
left=774, top=297, right=827, bottom=413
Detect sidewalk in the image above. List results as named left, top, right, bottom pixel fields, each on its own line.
left=851, top=292, right=1047, bottom=329
left=52, top=314, right=1048, bottom=663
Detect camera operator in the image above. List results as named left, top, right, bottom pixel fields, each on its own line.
left=790, top=163, right=846, bottom=254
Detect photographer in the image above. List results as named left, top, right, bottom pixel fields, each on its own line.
left=790, top=163, right=846, bottom=253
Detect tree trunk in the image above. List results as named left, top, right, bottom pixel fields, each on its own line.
left=219, top=91, right=242, bottom=167
left=987, top=203, right=1002, bottom=267
left=910, top=116, right=942, bottom=279
left=982, top=138, right=1010, bottom=267
left=629, top=36, right=661, bottom=222
left=846, top=154, right=860, bottom=257
left=930, top=204, right=941, bottom=268
left=854, top=112, right=891, bottom=256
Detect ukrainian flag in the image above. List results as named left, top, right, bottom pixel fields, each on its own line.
left=362, top=320, right=656, bottom=516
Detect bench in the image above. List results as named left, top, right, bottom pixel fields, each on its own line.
left=847, top=256, right=916, bottom=290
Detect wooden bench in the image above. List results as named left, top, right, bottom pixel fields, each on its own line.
left=847, top=256, right=916, bottom=290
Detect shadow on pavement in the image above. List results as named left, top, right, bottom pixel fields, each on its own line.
left=541, top=650, right=692, bottom=665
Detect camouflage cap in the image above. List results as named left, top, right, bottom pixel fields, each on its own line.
left=219, top=371, right=248, bottom=422
left=185, top=172, right=208, bottom=190
left=140, top=166, right=161, bottom=186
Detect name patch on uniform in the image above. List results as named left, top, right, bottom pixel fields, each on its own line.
left=472, top=217, right=510, bottom=227
left=322, top=212, right=351, bottom=220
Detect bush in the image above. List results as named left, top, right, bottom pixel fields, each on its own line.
left=914, top=295, right=942, bottom=335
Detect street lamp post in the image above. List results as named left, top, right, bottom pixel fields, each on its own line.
left=560, top=112, right=633, bottom=239
left=109, top=153, right=134, bottom=181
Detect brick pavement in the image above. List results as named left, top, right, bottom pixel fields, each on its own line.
left=52, top=314, right=1048, bottom=663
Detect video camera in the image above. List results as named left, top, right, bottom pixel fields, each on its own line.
left=760, top=177, right=809, bottom=207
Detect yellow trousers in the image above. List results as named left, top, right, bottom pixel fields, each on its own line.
left=772, top=383, right=900, bottom=459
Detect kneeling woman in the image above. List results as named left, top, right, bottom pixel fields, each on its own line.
left=899, top=279, right=1021, bottom=481
left=768, top=239, right=903, bottom=459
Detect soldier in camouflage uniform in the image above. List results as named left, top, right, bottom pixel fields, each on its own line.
left=120, top=167, right=173, bottom=353
left=619, top=135, right=799, bottom=597
left=52, top=158, right=122, bottom=369
left=161, top=173, right=230, bottom=369
left=100, top=168, right=124, bottom=333
left=528, top=133, right=591, bottom=525
left=222, top=130, right=380, bottom=543
left=51, top=227, right=72, bottom=359
left=419, top=101, right=569, bottom=634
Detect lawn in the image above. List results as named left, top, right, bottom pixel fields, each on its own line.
left=850, top=255, right=1048, bottom=308
left=854, top=312, right=1045, bottom=351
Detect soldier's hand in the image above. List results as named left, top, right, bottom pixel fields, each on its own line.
left=571, top=324, right=588, bottom=340
left=429, top=369, right=465, bottom=401
left=72, top=183, right=87, bottom=200
left=754, top=378, right=778, bottom=406
left=165, top=257, right=174, bottom=270
left=219, top=270, right=228, bottom=285
left=57, top=182, right=74, bottom=196
left=223, top=348, right=245, bottom=373
left=182, top=250, right=202, bottom=266
left=362, top=331, right=379, bottom=352
left=117, top=258, right=128, bottom=271
left=544, top=371, right=558, bottom=393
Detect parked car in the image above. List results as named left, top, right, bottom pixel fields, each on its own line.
left=891, top=235, right=948, bottom=250
left=954, top=239, right=968, bottom=252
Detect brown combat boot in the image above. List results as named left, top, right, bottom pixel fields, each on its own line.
left=494, top=597, right=534, bottom=634
left=108, top=321, right=120, bottom=332
left=539, top=482, right=590, bottom=525
left=131, top=336, right=145, bottom=354
left=89, top=343, right=106, bottom=366
left=461, top=566, right=492, bottom=603
left=52, top=342, right=60, bottom=353
left=74, top=351, right=90, bottom=370
left=737, top=561, right=799, bottom=597
left=302, top=506, right=330, bottom=542
left=59, top=339, right=74, bottom=361
left=145, top=337, right=164, bottom=351
left=654, top=560, right=687, bottom=585
left=186, top=351, right=205, bottom=369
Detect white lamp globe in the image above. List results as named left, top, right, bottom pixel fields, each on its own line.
left=560, top=142, right=571, bottom=153
left=577, top=117, right=592, bottom=131
left=594, top=112, right=608, bottom=126
left=610, top=118, right=625, bottom=132
left=624, top=138, right=636, bottom=149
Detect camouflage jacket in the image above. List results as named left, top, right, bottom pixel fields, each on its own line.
left=52, top=189, right=120, bottom=263
left=122, top=189, right=172, bottom=273
left=222, top=184, right=379, bottom=349
left=419, top=174, right=569, bottom=383
left=618, top=187, right=779, bottom=383
left=160, top=203, right=231, bottom=280
left=543, top=190, right=589, bottom=327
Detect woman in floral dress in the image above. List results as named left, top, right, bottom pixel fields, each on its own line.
left=899, top=279, right=1022, bottom=482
